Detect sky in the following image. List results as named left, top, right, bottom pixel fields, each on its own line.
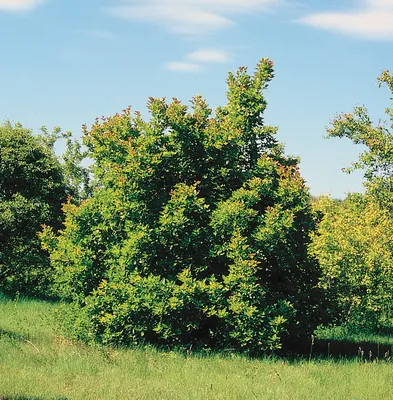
left=1, top=0, right=393, bottom=198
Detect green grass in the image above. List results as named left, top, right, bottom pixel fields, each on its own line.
left=2, top=296, right=393, bottom=400
left=315, top=324, right=393, bottom=346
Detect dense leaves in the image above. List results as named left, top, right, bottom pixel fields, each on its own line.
left=0, top=122, right=68, bottom=296
left=43, top=59, right=322, bottom=353
left=5, top=61, right=393, bottom=349
left=310, top=194, right=393, bottom=331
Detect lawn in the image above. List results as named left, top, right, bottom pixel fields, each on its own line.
left=1, top=296, right=393, bottom=400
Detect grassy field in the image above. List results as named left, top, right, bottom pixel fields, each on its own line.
left=1, top=296, right=393, bottom=399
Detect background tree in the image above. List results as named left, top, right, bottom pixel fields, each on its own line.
left=310, top=70, right=393, bottom=332
left=39, top=126, right=92, bottom=202
left=43, top=59, right=323, bottom=353
left=0, top=122, right=68, bottom=296
left=327, top=70, right=393, bottom=209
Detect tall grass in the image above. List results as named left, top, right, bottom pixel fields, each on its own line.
left=1, top=296, right=393, bottom=400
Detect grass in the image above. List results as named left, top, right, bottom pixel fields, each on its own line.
left=1, top=297, right=393, bottom=399
left=315, top=324, right=393, bottom=346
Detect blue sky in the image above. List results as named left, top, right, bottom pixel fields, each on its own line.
left=1, top=0, right=393, bottom=198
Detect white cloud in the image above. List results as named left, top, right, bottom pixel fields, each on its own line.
left=0, top=0, right=45, bottom=11
left=187, top=49, right=232, bottom=63
left=165, top=61, right=203, bottom=72
left=109, top=0, right=281, bottom=36
left=166, top=48, right=232, bottom=73
left=362, top=0, right=393, bottom=10
left=300, top=0, right=393, bottom=40
left=112, top=5, right=232, bottom=35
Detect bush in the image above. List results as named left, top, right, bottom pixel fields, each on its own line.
left=310, top=194, right=393, bottom=331
left=43, top=59, right=322, bottom=353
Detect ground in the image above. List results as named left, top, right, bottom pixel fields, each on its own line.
left=1, top=296, right=393, bottom=400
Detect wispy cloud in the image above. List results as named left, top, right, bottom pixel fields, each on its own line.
left=166, top=48, right=232, bottom=73
left=0, top=0, right=46, bottom=12
left=166, top=61, right=203, bottom=72
left=188, top=49, right=232, bottom=63
left=300, top=0, right=393, bottom=40
left=109, top=0, right=281, bottom=36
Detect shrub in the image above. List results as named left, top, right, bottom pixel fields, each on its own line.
left=310, top=194, right=393, bottom=331
left=43, top=59, right=322, bottom=353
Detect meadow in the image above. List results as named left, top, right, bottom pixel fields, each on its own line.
left=1, top=296, right=393, bottom=400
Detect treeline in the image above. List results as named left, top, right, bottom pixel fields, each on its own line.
left=1, top=59, right=393, bottom=354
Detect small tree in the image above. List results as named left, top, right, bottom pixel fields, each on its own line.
left=43, top=59, right=322, bottom=353
left=0, top=122, right=68, bottom=296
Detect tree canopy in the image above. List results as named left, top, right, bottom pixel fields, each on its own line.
left=327, top=70, right=393, bottom=208
left=42, top=58, right=323, bottom=353
left=0, top=122, right=68, bottom=295
left=311, top=69, right=393, bottom=332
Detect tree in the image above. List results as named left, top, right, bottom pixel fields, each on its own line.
left=39, top=126, right=92, bottom=202
left=43, top=59, right=322, bottom=353
left=0, top=122, right=69, bottom=296
left=327, top=70, right=393, bottom=209
left=312, top=70, right=393, bottom=331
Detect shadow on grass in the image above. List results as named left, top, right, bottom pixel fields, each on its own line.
left=0, top=397, right=69, bottom=400
left=284, top=338, right=393, bottom=361
left=0, top=328, right=29, bottom=342
left=0, top=292, right=62, bottom=305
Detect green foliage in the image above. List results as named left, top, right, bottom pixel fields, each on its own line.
left=39, top=126, right=92, bottom=202
left=0, top=122, right=68, bottom=296
left=310, top=194, right=393, bottom=331
left=327, top=70, right=393, bottom=209
left=319, top=70, right=393, bottom=332
left=44, top=59, right=322, bottom=353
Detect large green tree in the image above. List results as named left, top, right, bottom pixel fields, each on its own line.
left=0, top=122, right=68, bottom=296
left=43, top=59, right=322, bottom=353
